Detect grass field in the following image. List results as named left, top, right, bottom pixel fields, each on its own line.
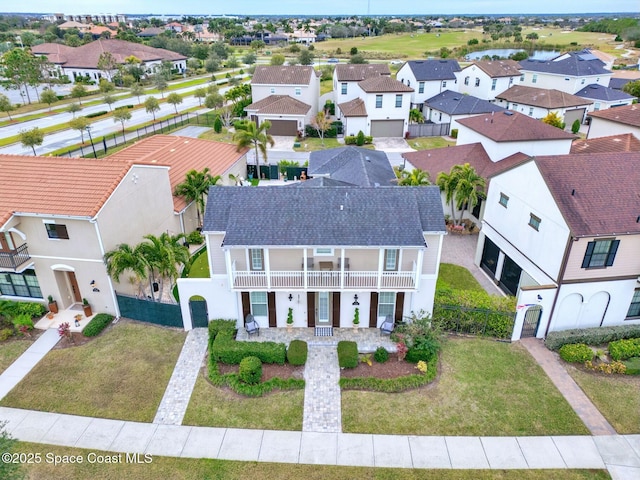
left=0, top=321, right=185, bottom=422
left=0, top=339, right=32, bottom=374
left=293, top=137, right=342, bottom=151
left=407, top=136, right=456, bottom=151
left=198, top=127, right=235, bottom=143
left=437, top=263, right=485, bottom=292
left=342, top=337, right=588, bottom=436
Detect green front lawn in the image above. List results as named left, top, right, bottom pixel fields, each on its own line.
left=0, top=339, right=32, bottom=374
left=198, top=127, right=235, bottom=143
left=185, top=247, right=210, bottom=278
left=407, top=136, right=455, bottom=151
left=437, top=263, right=485, bottom=292
left=342, top=337, right=588, bottom=436
left=0, top=321, right=185, bottom=422
left=293, top=137, right=342, bottom=152
left=566, top=364, right=640, bottom=434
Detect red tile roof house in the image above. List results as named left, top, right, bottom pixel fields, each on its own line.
left=475, top=152, right=640, bottom=341
left=31, top=39, right=187, bottom=84
left=0, top=136, right=248, bottom=321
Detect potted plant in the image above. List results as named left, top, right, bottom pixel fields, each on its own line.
left=46, top=311, right=55, bottom=320
left=74, top=314, right=83, bottom=327
left=286, top=307, right=293, bottom=332
left=47, top=295, right=58, bottom=314
left=353, top=307, right=360, bottom=332
left=82, top=298, right=92, bottom=317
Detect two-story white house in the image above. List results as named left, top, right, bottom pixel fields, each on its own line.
left=396, top=59, right=461, bottom=111
left=177, top=186, right=446, bottom=331
left=333, top=64, right=390, bottom=103
left=245, top=65, right=321, bottom=136
left=456, top=60, right=522, bottom=101
left=476, top=152, right=640, bottom=341
left=587, top=104, right=640, bottom=140
left=574, top=83, right=635, bottom=113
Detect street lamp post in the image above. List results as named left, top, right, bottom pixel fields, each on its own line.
left=85, top=126, right=97, bottom=158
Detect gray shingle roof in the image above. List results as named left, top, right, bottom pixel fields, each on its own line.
left=203, top=186, right=446, bottom=246
left=574, top=84, right=635, bottom=102
left=292, top=177, right=354, bottom=187
left=425, top=90, right=505, bottom=115
left=404, top=59, right=461, bottom=81
left=308, top=147, right=397, bottom=187
left=519, top=50, right=610, bottom=77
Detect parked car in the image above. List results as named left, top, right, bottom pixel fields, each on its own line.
left=327, top=58, right=339, bottom=64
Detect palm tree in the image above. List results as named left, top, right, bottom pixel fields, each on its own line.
left=233, top=120, right=275, bottom=180
left=103, top=243, right=148, bottom=297
left=159, top=232, right=190, bottom=294
left=174, top=168, right=221, bottom=227
left=397, top=168, right=431, bottom=186
left=436, top=168, right=460, bottom=224
left=452, top=163, right=486, bottom=225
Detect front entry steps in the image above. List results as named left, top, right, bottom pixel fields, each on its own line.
left=314, top=326, right=333, bottom=337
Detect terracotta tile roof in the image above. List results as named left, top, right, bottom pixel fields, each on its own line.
left=588, top=104, right=640, bottom=128
left=335, top=64, right=390, bottom=82
left=337, top=98, right=367, bottom=117
left=88, top=25, right=114, bottom=36
left=534, top=152, right=640, bottom=236
left=570, top=133, right=640, bottom=155
left=107, top=135, right=249, bottom=213
left=496, top=85, right=592, bottom=108
left=31, top=43, right=76, bottom=65
left=251, top=65, right=318, bottom=85
left=402, top=143, right=529, bottom=182
left=33, top=39, right=186, bottom=69
left=457, top=110, right=577, bottom=142
left=471, top=59, right=521, bottom=78
left=245, top=95, right=311, bottom=116
left=0, top=155, right=131, bottom=228
left=358, top=76, right=414, bottom=93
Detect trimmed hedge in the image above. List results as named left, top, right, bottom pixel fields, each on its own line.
left=609, top=338, right=640, bottom=361
left=545, top=325, right=640, bottom=351
left=239, top=356, right=262, bottom=384
left=344, top=134, right=373, bottom=145
left=623, top=357, right=640, bottom=375
left=558, top=343, right=594, bottom=363
left=337, top=341, right=358, bottom=368
left=406, top=337, right=440, bottom=363
left=287, top=340, right=308, bottom=366
left=85, top=110, right=108, bottom=118
left=304, top=124, right=337, bottom=138
left=340, top=357, right=438, bottom=392
left=1, top=301, right=45, bottom=319
left=212, top=329, right=286, bottom=365
left=374, top=346, right=389, bottom=363
left=83, top=313, right=114, bottom=337
left=208, top=319, right=236, bottom=340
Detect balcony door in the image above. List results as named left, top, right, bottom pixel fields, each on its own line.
left=317, top=292, right=330, bottom=325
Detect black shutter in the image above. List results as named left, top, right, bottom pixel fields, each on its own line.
left=369, top=292, right=379, bottom=327
left=605, top=240, right=620, bottom=267
left=307, top=292, right=315, bottom=327
left=241, top=292, right=250, bottom=319
left=332, top=292, right=340, bottom=327
left=394, top=292, right=405, bottom=323
left=267, top=292, right=276, bottom=327
left=581, top=241, right=596, bottom=268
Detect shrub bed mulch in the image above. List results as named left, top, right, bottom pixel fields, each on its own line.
left=340, top=353, right=418, bottom=379
left=217, top=362, right=304, bottom=382
left=54, top=333, right=93, bottom=349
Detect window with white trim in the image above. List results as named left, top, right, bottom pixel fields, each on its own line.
left=464, top=76, right=469, bottom=86
left=295, top=87, right=301, bottom=96
left=249, top=248, right=263, bottom=271
left=499, top=192, right=509, bottom=208
left=45, top=223, right=69, bottom=240
left=528, top=213, right=541, bottom=231
left=581, top=239, right=619, bottom=269
left=491, top=79, right=497, bottom=91
left=270, top=87, right=275, bottom=94
left=627, top=290, right=640, bottom=318
left=384, top=249, right=398, bottom=271
left=250, top=292, right=268, bottom=316
left=378, top=292, right=395, bottom=318
left=418, top=81, right=425, bottom=93
left=314, top=248, right=333, bottom=256
left=341, top=83, right=347, bottom=95
left=442, top=81, right=447, bottom=88
left=395, top=94, right=402, bottom=108
left=528, top=107, right=534, bottom=116
left=474, top=77, right=480, bottom=87
left=375, top=95, right=383, bottom=108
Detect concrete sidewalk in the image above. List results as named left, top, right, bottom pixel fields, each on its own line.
left=2, top=406, right=639, bottom=473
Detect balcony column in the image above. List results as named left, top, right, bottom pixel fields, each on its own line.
left=416, top=249, right=424, bottom=290
left=264, top=248, right=271, bottom=289
left=303, top=247, right=308, bottom=290
left=378, top=248, right=384, bottom=289
left=224, top=249, right=233, bottom=289
left=340, top=248, right=345, bottom=290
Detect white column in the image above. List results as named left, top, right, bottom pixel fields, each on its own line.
left=416, top=249, right=424, bottom=291
left=303, top=247, right=308, bottom=290
left=378, top=248, right=384, bottom=290
left=224, top=249, right=233, bottom=289
left=265, top=248, right=271, bottom=289
left=340, top=248, right=345, bottom=290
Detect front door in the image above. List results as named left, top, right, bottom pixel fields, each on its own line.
left=317, top=292, right=330, bottom=325
left=67, top=272, right=82, bottom=303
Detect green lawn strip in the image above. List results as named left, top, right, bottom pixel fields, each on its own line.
left=0, top=321, right=185, bottom=422
left=320, top=81, right=333, bottom=96
left=182, top=374, right=304, bottom=430
left=293, top=137, right=342, bottom=152
left=0, top=339, right=32, bottom=374
left=566, top=364, right=640, bottom=434
left=198, top=127, right=235, bottom=143
left=185, top=247, right=210, bottom=278
left=13, top=443, right=611, bottom=480
left=407, top=136, right=456, bottom=151
left=437, top=263, right=485, bottom=292
left=342, top=337, right=588, bottom=436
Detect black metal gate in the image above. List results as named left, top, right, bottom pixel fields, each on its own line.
left=521, top=305, right=542, bottom=338
left=189, top=299, right=208, bottom=328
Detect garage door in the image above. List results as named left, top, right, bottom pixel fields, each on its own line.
left=371, top=120, right=404, bottom=137
left=563, top=108, right=585, bottom=129
left=267, top=119, right=297, bottom=136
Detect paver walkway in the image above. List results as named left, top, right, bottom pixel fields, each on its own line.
left=153, top=328, right=208, bottom=425
left=0, top=329, right=60, bottom=400
left=521, top=337, right=617, bottom=436
left=303, top=345, right=342, bottom=433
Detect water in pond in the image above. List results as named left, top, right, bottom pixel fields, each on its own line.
left=466, top=49, right=559, bottom=61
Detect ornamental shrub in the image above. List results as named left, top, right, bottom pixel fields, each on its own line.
left=545, top=325, right=640, bottom=351
left=450, top=128, right=458, bottom=139
left=374, top=346, right=389, bottom=363
left=239, top=356, right=262, bottom=384
left=11, top=314, right=33, bottom=330
left=85, top=110, right=108, bottom=118
left=623, top=357, right=640, bottom=375
left=83, top=313, right=114, bottom=337
left=337, top=341, right=358, bottom=368
left=608, top=338, right=640, bottom=361
left=558, top=343, right=594, bottom=363
left=212, top=330, right=286, bottom=364
left=287, top=339, right=308, bottom=366
left=356, top=130, right=365, bottom=146
left=0, top=328, right=13, bottom=341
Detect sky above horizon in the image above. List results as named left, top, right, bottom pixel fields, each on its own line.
left=5, top=0, right=640, bottom=16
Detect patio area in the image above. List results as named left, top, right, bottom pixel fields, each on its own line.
left=34, top=304, right=94, bottom=333
left=236, top=327, right=397, bottom=353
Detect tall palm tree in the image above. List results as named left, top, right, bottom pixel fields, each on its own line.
left=159, top=232, right=190, bottom=295
left=233, top=120, right=275, bottom=180
left=397, top=168, right=431, bottom=186
left=103, top=243, right=148, bottom=297
left=452, top=163, right=486, bottom=225
left=436, top=168, right=460, bottom=224
left=138, top=234, right=170, bottom=302
left=174, top=168, right=221, bottom=227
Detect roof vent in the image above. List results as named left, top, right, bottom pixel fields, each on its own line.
left=439, top=60, right=448, bottom=63
left=340, top=205, right=344, bottom=211
left=637, top=215, right=640, bottom=223
left=590, top=85, right=599, bottom=89
left=374, top=182, right=380, bottom=187
left=504, top=111, right=514, bottom=116
left=453, top=97, right=460, bottom=101
left=571, top=189, right=576, bottom=196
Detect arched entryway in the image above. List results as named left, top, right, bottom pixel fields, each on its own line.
left=189, top=295, right=209, bottom=328
left=580, top=291, right=610, bottom=328
left=521, top=305, right=542, bottom=338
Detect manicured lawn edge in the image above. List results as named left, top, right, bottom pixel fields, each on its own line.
left=340, top=356, right=437, bottom=392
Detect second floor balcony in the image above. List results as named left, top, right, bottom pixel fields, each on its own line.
left=0, top=243, right=32, bottom=272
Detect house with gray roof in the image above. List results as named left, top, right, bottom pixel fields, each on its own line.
left=396, top=59, right=461, bottom=110
left=424, top=90, right=505, bottom=130
left=176, top=186, right=446, bottom=331
left=306, top=147, right=397, bottom=187
left=573, top=84, right=635, bottom=113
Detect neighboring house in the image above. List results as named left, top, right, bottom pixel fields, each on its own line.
left=424, top=90, right=505, bottom=130
left=177, top=186, right=446, bottom=330
left=609, top=70, right=640, bottom=92
left=290, top=30, right=316, bottom=44
left=58, top=20, right=90, bottom=32
left=32, top=39, right=187, bottom=83
left=307, top=147, right=397, bottom=187
left=456, top=60, right=522, bottom=101
left=495, top=85, right=592, bottom=126
left=333, top=64, right=390, bottom=103
left=475, top=152, right=640, bottom=341
left=518, top=49, right=612, bottom=94
left=587, top=104, right=640, bottom=139
left=0, top=136, right=248, bottom=315
left=396, top=59, right=461, bottom=110
left=336, top=76, right=413, bottom=137
left=456, top=110, right=576, bottom=161
left=246, top=65, right=321, bottom=136
left=573, top=84, right=635, bottom=113
left=570, top=133, right=640, bottom=155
